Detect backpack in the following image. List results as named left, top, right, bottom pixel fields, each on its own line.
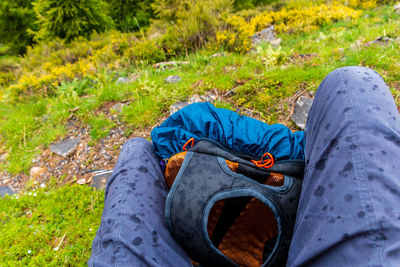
left=163, top=138, right=304, bottom=267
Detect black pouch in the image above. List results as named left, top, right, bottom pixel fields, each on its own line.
left=165, top=139, right=304, bottom=267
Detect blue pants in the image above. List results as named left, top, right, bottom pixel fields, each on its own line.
left=89, top=67, right=400, bottom=267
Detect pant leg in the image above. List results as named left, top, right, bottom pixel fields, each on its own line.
left=287, top=67, right=400, bottom=266
left=88, top=138, right=192, bottom=267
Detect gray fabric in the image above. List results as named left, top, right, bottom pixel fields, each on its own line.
left=88, top=138, right=192, bottom=267
left=287, top=67, right=400, bottom=266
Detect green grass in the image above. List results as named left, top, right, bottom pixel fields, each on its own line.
left=0, top=184, right=104, bottom=266
left=2, top=4, right=400, bottom=173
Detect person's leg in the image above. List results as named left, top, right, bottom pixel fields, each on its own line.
left=287, top=66, right=400, bottom=266
left=89, top=138, right=192, bottom=267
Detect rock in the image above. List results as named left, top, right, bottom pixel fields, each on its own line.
left=251, top=25, right=277, bottom=45
left=170, top=102, right=189, bottom=115
left=364, top=36, right=393, bottom=46
left=223, top=66, right=237, bottom=72
left=169, top=91, right=220, bottom=115
left=290, top=53, right=319, bottom=64
left=188, top=92, right=219, bottom=104
left=395, top=4, right=400, bottom=14
left=241, top=109, right=253, bottom=117
left=76, top=178, right=87, bottom=185
left=32, top=155, right=41, bottom=164
left=104, top=153, right=113, bottom=161
left=0, top=185, right=14, bottom=197
left=0, top=152, right=8, bottom=162
left=291, top=96, right=313, bottom=130
left=210, top=52, right=226, bottom=58
left=165, top=75, right=182, bottom=83
left=189, top=94, right=202, bottom=103
left=90, top=170, right=113, bottom=190
left=50, top=138, right=80, bottom=157
left=224, top=88, right=237, bottom=97
left=153, top=61, right=189, bottom=69
left=111, top=103, right=125, bottom=113
left=270, top=38, right=282, bottom=46
left=30, top=167, right=45, bottom=179
left=116, top=77, right=128, bottom=84
left=128, top=74, right=141, bottom=82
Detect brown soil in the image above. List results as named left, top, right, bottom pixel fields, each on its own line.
left=0, top=102, right=158, bottom=192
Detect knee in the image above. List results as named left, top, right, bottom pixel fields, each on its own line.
left=121, top=137, right=152, bottom=152
left=316, top=66, right=384, bottom=97
left=334, top=66, right=382, bottom=79
left=124, top=137, right=149, bottom=146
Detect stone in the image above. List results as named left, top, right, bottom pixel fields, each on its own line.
left=223, top=66, right=237, bottom=72
left=291, top=96, right=313, bottom=130
left=364, top=36, right=393, bottom=46
left=111, top=103, right=125, bottom=112
left=170, top=102, right=189, bottom=115
left=224, top=88, right=237, bottom=97
left=210, top=52, right=226, bottom=58
left=0, top=152, right=8, bottom=162
left=50, top=138, right=80, bottom=157
left=104, top=153, right=113, bottom=161
left=30, top=167, right=45, bottom=179
left=204, top=92, right=219, bottom=102
left=0, top=185, right=14, bottom=197
left=116, top=77, right=128, bottom=84
left=90, top=170, right=113, bottom=190
left=270, top=38, right=282, bottom=46
left=188, top=94, right=202, bottom=103
left=251, top=26, right=277, bottom=45
left=128, top=74, right=141, bottom=82
left=165, top=75, right=182, bottom=83
left=189, top=92, right=219, bottom=104
left=76, top=178, right=87, bottom=185
left=241, top=109, right=253, bottom=117
left=153, top=61, right=189, bottom=69
left=395, top=4, right=400, bottom=14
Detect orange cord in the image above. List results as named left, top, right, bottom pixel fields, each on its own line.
left=182, top=138, right=195, bottom=151
left=251, top=152, right=274, bottom=169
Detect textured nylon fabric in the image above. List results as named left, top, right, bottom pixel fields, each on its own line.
left=151, top=102, right=305, bottom=161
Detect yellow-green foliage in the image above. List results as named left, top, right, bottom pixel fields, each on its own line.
left=346, top=0, right=377, bottom=9
left=2, top=1, right=365, bottom=100
left=0, top=57, right=19, bottom=86
left=152, top=0, right=232, bottom=55
left=216, top=3, right=361, bottom=52
left=124, top=40, right=165, bottom=63
left=3, top=32, right=167, bottom=102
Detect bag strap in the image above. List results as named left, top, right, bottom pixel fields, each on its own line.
left=189, top=138, right=305, bottom=178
